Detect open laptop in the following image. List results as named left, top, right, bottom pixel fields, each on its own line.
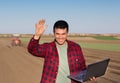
left=68, top=58, right=110, bottom=82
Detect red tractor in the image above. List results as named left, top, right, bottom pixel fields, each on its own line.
left=11, top=37, right=21, bottom=46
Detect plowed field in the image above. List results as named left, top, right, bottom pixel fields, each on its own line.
left=0, top=37, right=120, bottom=83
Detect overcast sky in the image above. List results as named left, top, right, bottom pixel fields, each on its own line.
left=0, top=0, right=120, bottom=34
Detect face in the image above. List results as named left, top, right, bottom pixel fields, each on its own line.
left=54, top=28, right=68, bottom=45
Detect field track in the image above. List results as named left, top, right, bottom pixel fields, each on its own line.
left=0, top=38, right=120, bottom=83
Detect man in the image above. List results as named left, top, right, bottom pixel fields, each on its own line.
left=27, top=19, right=87, bottom=83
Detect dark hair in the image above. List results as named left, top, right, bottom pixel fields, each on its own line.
left=53, top=20, right=69, bottom=33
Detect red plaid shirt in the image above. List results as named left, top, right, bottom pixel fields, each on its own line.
left=27, top=37, right=86, bottom=83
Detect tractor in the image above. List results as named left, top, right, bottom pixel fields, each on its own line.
left=11, top=37, right=22, bottom=46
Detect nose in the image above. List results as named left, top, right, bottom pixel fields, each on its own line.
left=58, top=35, right=63, bottom=39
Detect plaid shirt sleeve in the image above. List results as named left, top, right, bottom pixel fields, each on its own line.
left=27, top=37, right=48, bottom=58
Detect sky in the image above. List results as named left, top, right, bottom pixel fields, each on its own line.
left=0, top=0, right=120, bottom=34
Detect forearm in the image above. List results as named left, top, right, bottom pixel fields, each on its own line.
left=27, top=36, right=40, bottom=55
left=27, top=35, right=47, bottom=58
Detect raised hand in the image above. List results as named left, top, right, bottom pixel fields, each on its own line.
left=34, top=19, right=48, bottom=39
left=35, top=19, right=48, bottom=35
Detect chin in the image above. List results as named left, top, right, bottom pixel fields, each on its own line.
left=58, top=41, right=66, bottom=45
left=58, top=43, right=64, bottom=45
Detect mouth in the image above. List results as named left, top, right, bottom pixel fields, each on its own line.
left=59, top=39, right=63, bottom=42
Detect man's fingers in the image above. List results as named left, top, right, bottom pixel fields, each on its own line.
left=93, top=77, right=96, bottom=80
left=90, top=78, right=93, bottom=81
left=39, top=19, right=45, bottom=24
left=90, top=77, right=96, bottom=81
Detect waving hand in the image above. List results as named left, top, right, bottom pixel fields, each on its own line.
left=34, top=19, right=48, bottom=39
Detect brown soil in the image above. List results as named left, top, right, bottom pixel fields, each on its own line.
left=0, top=37, right=120, bottom=83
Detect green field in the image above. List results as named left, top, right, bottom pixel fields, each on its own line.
left=79, top=43, right=120, bottom=52
left=21, top=37, right=120, bottom=52
left=92, top=36, right=120, bottom=40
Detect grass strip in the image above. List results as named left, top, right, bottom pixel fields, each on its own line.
left=92, top=36, right=120, bottom=40
left=79, top=43, right=120, bottom=52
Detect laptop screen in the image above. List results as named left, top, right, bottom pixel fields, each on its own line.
left=83, top=58, right=110, bottom=82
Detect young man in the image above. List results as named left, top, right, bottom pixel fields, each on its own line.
left=27, top=19, right=86, bottom=83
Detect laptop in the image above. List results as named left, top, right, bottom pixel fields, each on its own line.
left=68, top=58, right=110, bottom=82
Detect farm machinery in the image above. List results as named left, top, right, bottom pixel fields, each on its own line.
left=11, top=34, right=22, bottom=46
left=11, top=37, right=21, bottom=46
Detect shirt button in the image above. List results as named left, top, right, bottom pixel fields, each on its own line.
left=76, top=59, right=78, bottom=61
